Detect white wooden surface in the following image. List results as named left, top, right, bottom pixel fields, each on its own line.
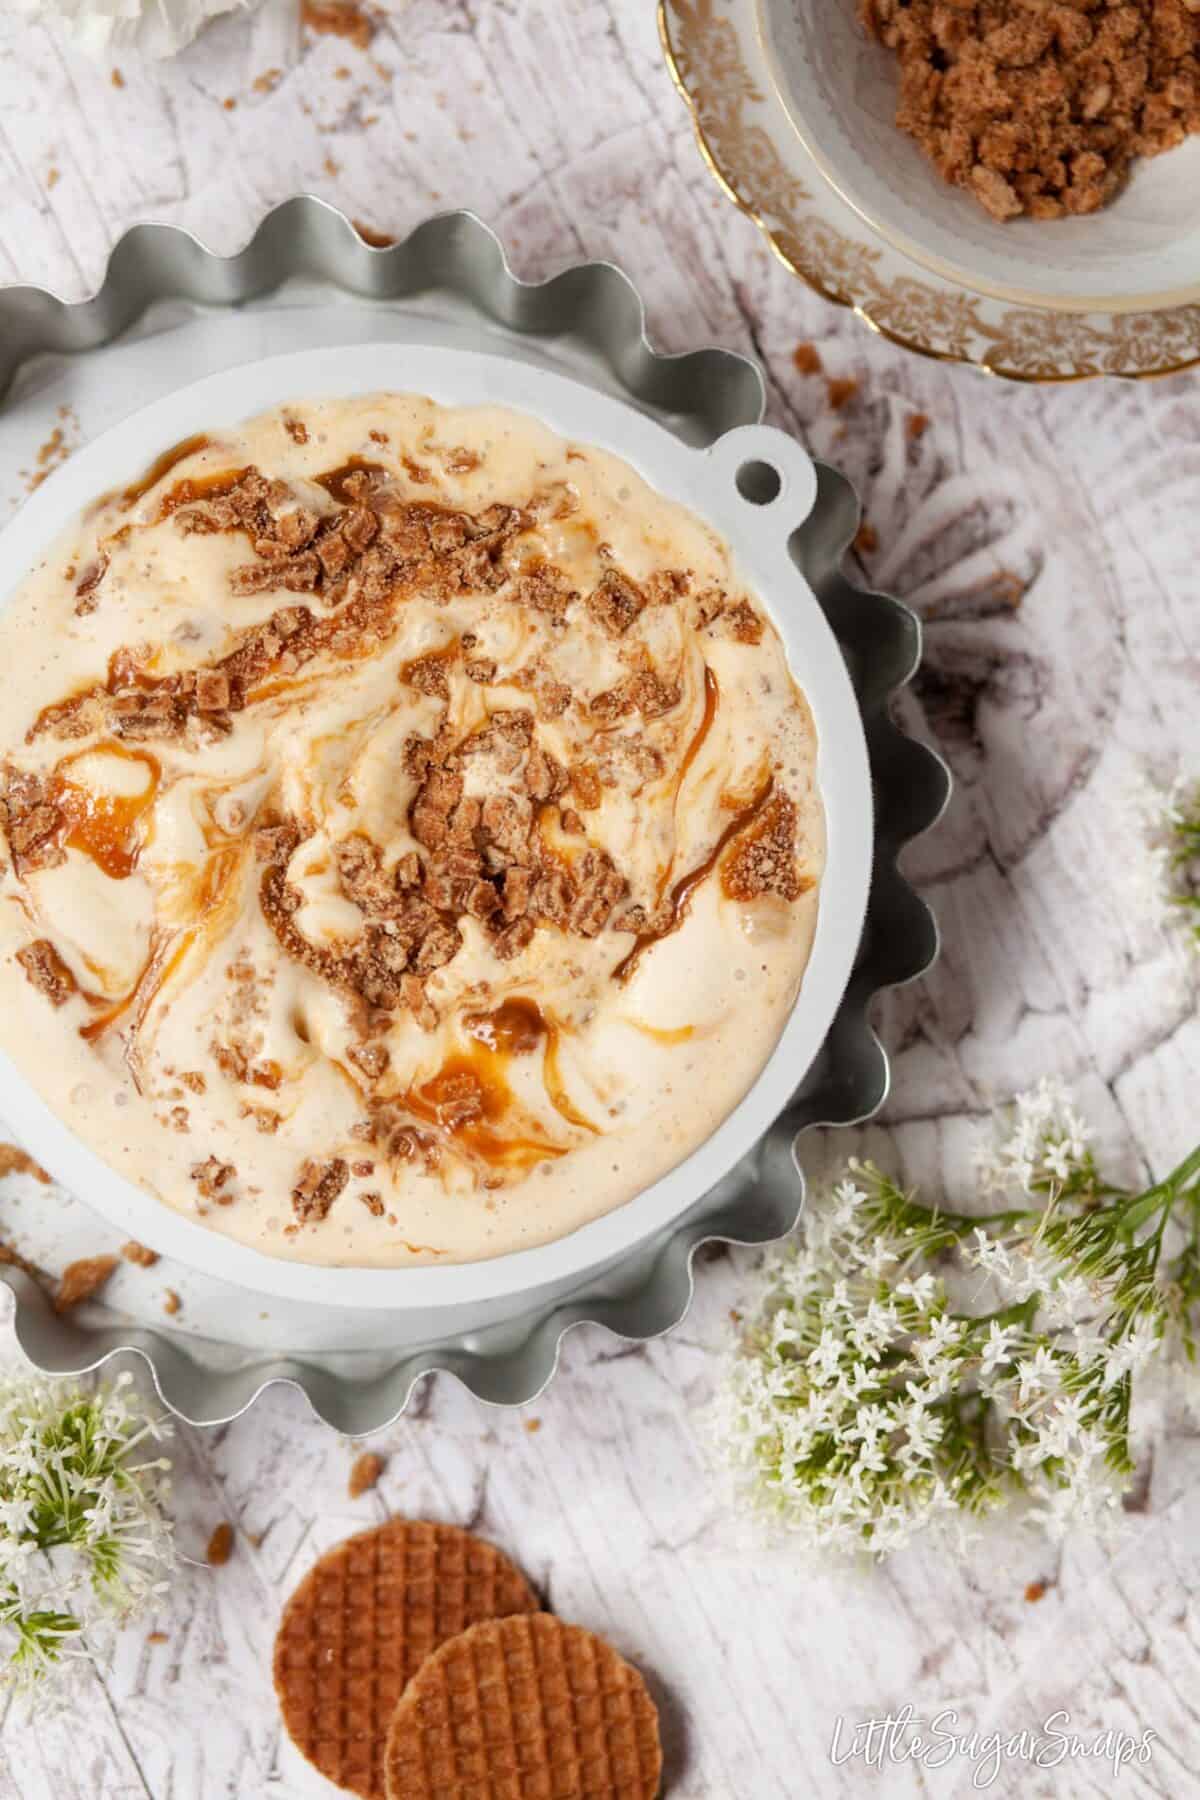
left=0, top=2, right=1198, bottom=1796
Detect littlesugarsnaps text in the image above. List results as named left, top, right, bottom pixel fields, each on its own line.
left=829, top=1706, right=1156, bottom=1789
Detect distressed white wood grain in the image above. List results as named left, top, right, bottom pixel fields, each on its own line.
left=0, top=0, right=1196, bottom=1795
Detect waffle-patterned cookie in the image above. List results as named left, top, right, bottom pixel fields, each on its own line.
left=383, top=1613, right=663, bottom=1800
left=274, top=1519, right=540, bottom=1799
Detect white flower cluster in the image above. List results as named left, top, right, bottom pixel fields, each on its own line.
left=1126, top=769, right=1200, bottom=942
left=710, top=1175, right=971, bottom=1558
left=974, top=1075, right=1092, bottom=1198
left=710, top=1083, right=1171, bottom=1561
left=963, top=1228, right=1158, bottom=1540
left=0, top=1370, right=175, bottom=1691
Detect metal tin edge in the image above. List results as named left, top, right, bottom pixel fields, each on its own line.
left=0, top=204, right=949, bottom=1432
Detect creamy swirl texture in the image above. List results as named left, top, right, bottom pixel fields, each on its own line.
left=0, top=395, right=824, bottom=1265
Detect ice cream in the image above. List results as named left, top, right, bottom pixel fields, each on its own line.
left=0, top=394, right=824, bottom=1266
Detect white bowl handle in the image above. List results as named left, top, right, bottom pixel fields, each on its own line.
left=696, top=423, right=820, bottom=535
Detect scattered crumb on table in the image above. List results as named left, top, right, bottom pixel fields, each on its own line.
left=853, top=520, right=878, bottom=556
left=524, top=1418, right=542, bottom=1434
left=907, top=411, right=931, bottom=440
left=352, top=219, right=396, bottom=247
left=301, top=0, right=375, bottom=50
left=826, top=377, right=859, bottom=412
left=792, top=342, right=822, bottom=376
left=1024, top=1579, right=1048, bottom=1603
left=147, top=1631, right=168, bottom=1644
left=111, top=68, right=125, bottom=89
left=206, top=1523, right=235, bottom=1566
left=989, top=569, right=1026, bottom=609
left=348, top=1450, right=385, bottom=1497
left=163, top=1288, right=181, bottom=1315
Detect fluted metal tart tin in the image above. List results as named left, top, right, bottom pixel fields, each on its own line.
left=0, top=206, right=948, bottom=1431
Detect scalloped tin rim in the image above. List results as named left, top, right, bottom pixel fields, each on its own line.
left=0, top=207, right=946, bottom=1424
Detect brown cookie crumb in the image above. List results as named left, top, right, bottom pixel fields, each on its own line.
left=348, top=1450, right=385, bottom=1497
left=163, top=1288, right=181, bottom=1315
left=15, top=940, right=76, bottom=1007
left=906, top=411, right=931, bottom=441
left=206, top=1523, right=235, bottom=1566
left=352, top=220, right=395, bottom=248
left=54, top=1255, right=118, bottom=1313
left=0, top=1145, right=50, bottom=1183
left=854, top=521, right=879, bottom=556
left=826, top=377, right=859, bottom=412
left=723, top=599, right=764, bottom=645
left=191, top=1156, right=236, bottom=1203
left=721, top=792, right=811, bottom=904
left=121, top=1241, right=159, bottom=1267
left=586, top=569, right=646, bottom=637
left=792, top=342, right=823, bottom=375
left=301, top=0, right=374, bottom=48
left=291, top=1157, right=349, bottom=1224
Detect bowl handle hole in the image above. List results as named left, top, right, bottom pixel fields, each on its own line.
left=735, top=459, right=782, bottom=505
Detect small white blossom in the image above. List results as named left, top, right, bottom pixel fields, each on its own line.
left=979, top=1321, right=1020, bottom=1378
left=975, top=1077, right=1092, bottom=1199
left=1125, top=769, right=1200, bottom=939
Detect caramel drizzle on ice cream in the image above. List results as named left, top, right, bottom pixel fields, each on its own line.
left=0, top=414, right=817, bottom=1243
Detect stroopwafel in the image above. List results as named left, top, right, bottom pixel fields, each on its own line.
left=383, top=1612, right=662, bottom=1799
left=274, top=1518, right=540, bottom=1799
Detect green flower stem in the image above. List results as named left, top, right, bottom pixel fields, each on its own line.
left=1119, top=1144, right=1200, bottom=1239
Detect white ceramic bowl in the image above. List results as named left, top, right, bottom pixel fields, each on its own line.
left=758, top=0, right=1200, bottom=313
left=0, top=345, right=872, bottom=1312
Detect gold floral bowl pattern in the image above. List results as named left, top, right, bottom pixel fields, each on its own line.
left=660, top=0, right=1200, bottom=382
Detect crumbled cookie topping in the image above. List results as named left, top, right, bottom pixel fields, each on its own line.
left=16, top=939, right=76, bottom=1006
left=291, top=1156, right=349, bottom=1223
left=862, top=0, right=1200, bottom=219
left=191, top=1156, right=236, bottom=1203
left=0, top=405, right=823, bottom=1260
left=721, top=793, right=810, bottom=903
left=1, top=769, right=65, bottom=873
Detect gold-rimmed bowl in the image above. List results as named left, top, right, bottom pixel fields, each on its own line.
left=757, top=0, right=1200, bottom=315
left=661, top=0, right=1200, bottom=379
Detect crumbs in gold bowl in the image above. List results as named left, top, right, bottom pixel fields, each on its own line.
left=862, top=0, right=1200, bottom=219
